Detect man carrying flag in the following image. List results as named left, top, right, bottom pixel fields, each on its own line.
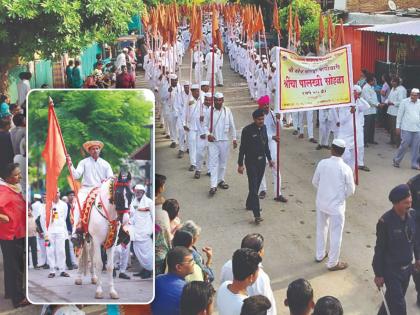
left=67, top=140, right=114, bottom=240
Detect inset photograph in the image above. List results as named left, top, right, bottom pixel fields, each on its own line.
left=27, top=89, right=154, bottom=303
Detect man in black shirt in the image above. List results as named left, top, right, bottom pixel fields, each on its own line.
left=238, top=109, right=275, bottom=224
left=372, top=184, right=420, bottom=314
left=407, top=174, right=420, bottom=307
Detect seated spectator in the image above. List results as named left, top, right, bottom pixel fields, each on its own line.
left=155, top=174, right=170, bottom=275
left=284, top=278, right=314, bottom=315
left=152, top=246, right=195, bottom=315
left=220, top=233, right=276, bottom=315
left=313, top=296, right=343, bottom=315
left=241, top=295, right=272, bottom=315
left=10, top=113, right=25, bottom=155
left=216, top=248, right=262, bottom=315
left=180, top=281, right=216, bottom=315
left=173, top=230, right=204, bottom=282
left=180, top=220, right=214, bottom=282
left=115, top=65, right=135, bottom=88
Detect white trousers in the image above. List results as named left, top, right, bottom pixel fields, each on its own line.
left=316, top=210, right=345, bottom=268
left=118, top=241, right=131, bottom=273
left=343, top=146, right=365, bottom=171
left=319, top=120, right=337, bottom=146
left=208, top=141, right=230, bottom=188
left=194, top=65, right=202, bottom=83
left=216, top=69, right=223, bottom=85
left=165, top=112, right=178, bottom=143
left=196, top=136, right=208, bottom=172
left=133, top=239, right=153, bottom=271
left=188, top=130, right=198, bottom=167
left=259, top=141, right=282, bottom=196
left=178, top=125, right=187, bottom=151
left=46, top=232, right=66, bottom=273
left=292, top=112, right=299, bottom=131
left=298, top=111, right=314, bottom=139
left=37, top=235, right=47, bottom=266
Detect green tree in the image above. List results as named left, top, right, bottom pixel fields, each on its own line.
left=0, top=0, right=144, bottom=92
left=279, top=0, right=322, bottom=49
left=28, top=90, right=153, bottom=191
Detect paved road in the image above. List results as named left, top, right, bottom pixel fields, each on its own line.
left=27, top=264, right=153, bottom=304
left=150, top=53, right=419, bottom=314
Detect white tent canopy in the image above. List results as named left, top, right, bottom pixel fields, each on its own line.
left=359, top=20, right=420, bottom=36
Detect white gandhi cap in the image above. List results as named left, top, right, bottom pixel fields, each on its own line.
left=182, top=81, right=190, bottom=86
left=191, top=84, right=200, bottom=89
left=353, top=85, right=362, bottom=93
left=200, top=80, right=210, bottom=86
left=169, top=73, right=178, bottom=80
left=411, top=88, right=420, bottom=94
left=214, top=92, right=224, bottom=99
left=34, top=194, right=41, bottom=199
left=134, top=184, right=146, bottom=191
left=332, top=138, right=346, bottom=148
left=204, top=92, right=212, bottom=97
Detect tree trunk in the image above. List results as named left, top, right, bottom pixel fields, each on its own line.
left=0, top=58, right=18, bottom=95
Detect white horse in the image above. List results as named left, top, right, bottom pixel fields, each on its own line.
left=75, top=173, right=133, bottom=299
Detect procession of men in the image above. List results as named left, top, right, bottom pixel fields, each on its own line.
left=151, top=3, right=420, bottom=314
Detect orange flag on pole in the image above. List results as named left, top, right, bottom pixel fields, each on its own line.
left=287, top=5, right=293, bottom=47
left=334, top=18, right=346, bottom=48
left=41, top=97, right=66, bottom=230
left=294, top=13, right=301, bottom=45
left=319, top=14, right=325, bottom=44
left=273, top=0, right=281, bottom=33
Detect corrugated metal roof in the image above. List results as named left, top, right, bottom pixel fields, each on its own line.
left=359, top=21, right=420, bottom=36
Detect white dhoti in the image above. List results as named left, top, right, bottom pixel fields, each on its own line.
left=208, top=140, right=230, bottom=188
left=46, top=232, right=66, bottom=273
left=316, top=210, right=345, bottom=269
left=133, top=239, right=153, bottom=271
left=166, top=112, right=178, bottom=143
left=216, top=68, right=223, bottom=85
left=319, top=120, right=334, bottom=146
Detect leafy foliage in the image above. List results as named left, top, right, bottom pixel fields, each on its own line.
left=279, top=0, right=322, bottom=47
left=0, top=0, right=144, bottom=66
left=28, top=90, right=153, bottom=190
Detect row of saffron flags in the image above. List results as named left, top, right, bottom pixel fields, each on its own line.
left=141, top=1, right=345, bottom=53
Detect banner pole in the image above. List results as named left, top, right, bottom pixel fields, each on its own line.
left=352, top=109, right=359, bottom=185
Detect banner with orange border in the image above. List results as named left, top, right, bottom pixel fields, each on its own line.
left=275, top=45, right=354, bottom=113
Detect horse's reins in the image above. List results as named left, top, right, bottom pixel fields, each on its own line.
left=95, top=179, right=130, bottom=223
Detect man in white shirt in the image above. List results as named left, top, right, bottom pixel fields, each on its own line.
left=130, top=185, right=154, bottom=279
left=175, top=81, right=190, bottom=159
left=362, top=75, right=380, bottom=145
left=114, top=48, right=128, bottom=73
left=338, top=85, right=371, bottom=172
left=206, top=92, right=237, bottom=195
left=162, top=74, right=183, bottom=149
left=257, top=96, right=287, bottom=203
left=17, top=72, right=31, bottom=108
left=184, top=84, right=201, bottom=172
left=217, top=248, right=261, bottom=315
left=393, top=88, right=420, bottom=169
left=40, top=190, right=70, bottom=278
left=32, top=193, right=48, bottom=268
left=220, top=234, right=277, bottom=315
left=194, top=93, right=212, bottom=179
left=385, top=77, right=407, bottom=147
left=193, top=45, right=204, bottom=83
left=67, top=140, right=113, bottom=237
left=312, top=139, right=355, bottom=271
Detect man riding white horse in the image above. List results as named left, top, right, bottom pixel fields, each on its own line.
left=68, top=140, right=130, bottom=246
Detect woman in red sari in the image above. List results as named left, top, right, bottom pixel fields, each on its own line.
left=0, top=163, right=29, bottom=308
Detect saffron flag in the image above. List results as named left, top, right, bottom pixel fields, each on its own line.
left=41, top=98, right=66, bottom=230
left=273, top=0, right=281, bottom=34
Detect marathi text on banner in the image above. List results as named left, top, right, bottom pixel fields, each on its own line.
left=277, top=45, right=354, bottom=112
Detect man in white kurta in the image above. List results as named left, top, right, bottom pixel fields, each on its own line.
left=338, top=85, right=370, bottom=172
left=195, top=93, right=212, bottom=178
left=184, top=85, right=202, bottom=172
left=32, top=194, right=48, bottom=268
left=114, top=49, right=128, bottom=73
left=41, top=190, right=70, bottom=277
left=67, top=140, right=114, bottom=236
left=257, top=96, right=288, bottom=203
left=175, top=81, right=190, bottom=158
left=206, top=92, right=237, bottom=195
left=193, top=48, right=204, bottom=84
left=312, top=139, right=355, bottom=270
left=130, top=185, right=154, bottom=279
